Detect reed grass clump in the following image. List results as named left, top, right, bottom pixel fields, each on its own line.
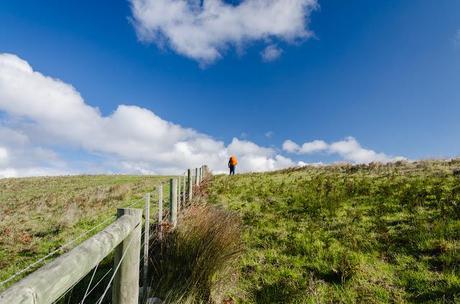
left=148, top=204, right=243, bottom=304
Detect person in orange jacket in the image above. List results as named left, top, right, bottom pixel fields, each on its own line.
left=228, top=155, right=238, bottom=175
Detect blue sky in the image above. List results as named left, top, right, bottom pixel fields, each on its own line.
left=0, top=0, right=459, bottom=176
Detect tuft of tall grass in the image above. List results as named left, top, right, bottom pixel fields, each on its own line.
left=148, top=204, right=243, bottom=304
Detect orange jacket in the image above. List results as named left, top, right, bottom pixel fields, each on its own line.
left=229, top=156, right=238, bottom=166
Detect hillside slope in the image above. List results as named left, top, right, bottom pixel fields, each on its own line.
left=208, top=160, right=460, bottom=303
left=0, top=175, right=165, bottom=289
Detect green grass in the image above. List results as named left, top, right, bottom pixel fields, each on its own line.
left=208, top=160, right=460, bottom=303
left=0, top=174, right=169, bottom=290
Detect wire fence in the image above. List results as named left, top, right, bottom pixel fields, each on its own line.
left=0, top=166, right=210, bottom=304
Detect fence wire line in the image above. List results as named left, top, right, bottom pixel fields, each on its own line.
left=79, top=261, right=99, bottom=304
left=96, top=223, right=143, bottom=304
left=0, top=185, right=163, bottom=288
left=0, top=214, right=116, bottom=289
left=51, top=268, right=88, bottom=304
left=79, top=266, right=113, bottom=304
left=126, top=197, right=147, bottom=209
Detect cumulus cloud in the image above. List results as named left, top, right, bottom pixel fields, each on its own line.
left=0, top=53, right=405, bottom=177
left=0, top=126, right=70, bottom=178
left=282, top=139, right=327, bottom=154
left=0, top=53, right=294, bottom=177
left=261, top=44, right=283, bottom=61
left=283, top=137, right=406, bottom=163
left=130, top=0, right=318, bottom=64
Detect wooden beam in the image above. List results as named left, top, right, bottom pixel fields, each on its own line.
left=169, top=178, right=178, bottom=227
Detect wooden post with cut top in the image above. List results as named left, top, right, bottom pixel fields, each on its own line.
left=182, top=173, right=186, bottom=207
left=142, top=193, right=150, bottom=300
left=112, top=208, right=142, bottom=304
left=157, top=183, right=163, bottom=240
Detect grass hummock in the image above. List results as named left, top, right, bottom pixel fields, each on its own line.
left=148, top=203, right=243, bottom=304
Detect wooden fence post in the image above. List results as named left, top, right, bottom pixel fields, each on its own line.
left=195, top=168, right=199, bottom=186
left=169, top=178, right=178, bottom=227
left=182, top=173, right=186, bottom=206
left=143, top=193, right=150, bottom=300
left=158, top=183, right=163, bottom=240
left=178, top=175, right=181, bottom=209
left=113, top=208, right=142, bottom=304
left=187, top=169, right=192, bottom=202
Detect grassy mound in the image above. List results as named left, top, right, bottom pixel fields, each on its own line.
left=208, top=160, right=460, bottom=303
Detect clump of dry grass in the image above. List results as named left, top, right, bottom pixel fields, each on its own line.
left=148, top=204, right=243, bottom=304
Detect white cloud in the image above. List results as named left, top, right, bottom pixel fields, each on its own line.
left=283, top=137, right=405, bottom=163
left=282, top=139, right=327, bottom=154
left=0, top=53, right=294, bottom=176
left=0, top=126, right=70, bottom=178
left=454, top=29, right=460, bottom=48
left=282, top=139, right=299, bottom=153
left=264, top=131, right=274, bottom=138
left=261, top=44, right=283, bottom=62
left=130, top=0, right=318, bottom=64
left=0, top=53, right=406, bottom=177
left=0, top=147, right=8, bottom=166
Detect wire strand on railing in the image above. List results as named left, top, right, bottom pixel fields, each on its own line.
left=51, top=268, right=87, bottom=304
left=126, top=197, right=146, bottom=208
left=0, top=215, right=116, bottom=289
left=79, top=261, right=99, bottom=304
left=79, top=267, right=113, bottom=303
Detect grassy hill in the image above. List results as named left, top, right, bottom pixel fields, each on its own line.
left=0, top=175, right=166, bottom=289
left=208, top=160, right=460, bottom=303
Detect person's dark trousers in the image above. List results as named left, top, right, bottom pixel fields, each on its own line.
left=229, top=165, right=235, bottom=175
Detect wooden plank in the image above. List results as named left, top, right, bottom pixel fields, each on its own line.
left=158, top=183, right=163, bottom=240
left=112, top=208, right=142, bottom=304
left=177, top=176, right=181, bottom=212
left=182, top=173, right=186, bottom=207
left=142, top=193, right=150, bottom=300
left=0, top=212, right=141, bottom=304
left=187, top=169, right=192, bottom=202
left=169, top=178, right=178, bottom=227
